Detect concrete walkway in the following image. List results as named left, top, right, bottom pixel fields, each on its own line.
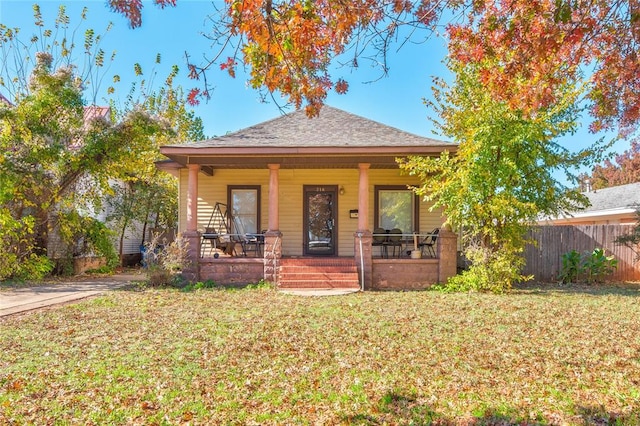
left=279, top=288, right=361, bottom=296
left=0, top=272, right=363, bottom=317
left=0, top=272, right=143, bottom=317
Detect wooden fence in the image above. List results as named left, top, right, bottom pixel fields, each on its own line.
left=523, top=225, right=640, bottom=282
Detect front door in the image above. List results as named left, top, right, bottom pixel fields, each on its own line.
left=303, top=185, right=337, bottom=256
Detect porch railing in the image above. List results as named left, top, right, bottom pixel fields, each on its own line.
left=371, top=231, right=440, bottom=259
left=199, top=231, right=440, bottom=259
left=200, top=232, right=265, bottom=258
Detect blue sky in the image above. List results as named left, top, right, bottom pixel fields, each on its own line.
left=0, top=0, right=627, bottom=178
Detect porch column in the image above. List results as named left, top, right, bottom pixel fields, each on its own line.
left=355, top=163, right=372, bottom=290
left=265, top=164, right=282, bottom=285
left=267, top=164, right=280, bottom=231
left=357, top=163, right=370, bottom=232
left=186, top=164, right=200, bottom=232
left=184, top=164, right=201, bottom=282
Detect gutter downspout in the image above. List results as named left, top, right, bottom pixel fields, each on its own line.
left=356, top=232, right=365, bottom=292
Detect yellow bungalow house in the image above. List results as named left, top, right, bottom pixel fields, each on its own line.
left=158, top=106, right=458, bottom=290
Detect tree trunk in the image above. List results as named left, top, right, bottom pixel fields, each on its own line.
left=33, top=211, right=50, bottom=257
left=118, top=218, right=128, bottom=267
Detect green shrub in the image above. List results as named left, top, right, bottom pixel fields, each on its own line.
left=246, top=279, right=274, bottom=290
left=558, top=250, right=583, bottom=284
left=583, top=248, right=618, bottom=283
left=0, top=212, right=36, bottom=281
left=558, top=248, right=618, bottom=284
left=55, top=257, right=76, bottom=277
left=83, top=218, right=119, bottom=270
left=0, top=251, right=19, bottom=282
left=182, top=280, right=218, bottom=292
left=437, top=246, right=531, bottom=293
left=68, top=215, right=118, bottom=272
left=13, top=254, right=54, bottom=281
left=58, top=211, right=118, bottom=274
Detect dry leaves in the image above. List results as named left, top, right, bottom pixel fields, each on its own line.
left=1, top=285, right=640, bottom=424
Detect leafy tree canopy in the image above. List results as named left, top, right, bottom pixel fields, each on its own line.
left=0, top=4, right=119, bottom=105
left=105, top=67, right=205, bottom=262
left=109, top=0, right=640, bottom=136
left=399, top=59, right=610, bottom=291
left=0, top=51, right=166, bottom=278
left=0, top=5, right=203, bottom=277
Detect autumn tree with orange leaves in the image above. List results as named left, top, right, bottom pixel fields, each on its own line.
left=109, top=0, right=639, bottom=135
left=586, top=138, right=640, bottom=189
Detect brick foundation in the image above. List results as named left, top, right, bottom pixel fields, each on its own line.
left=371, top=259, right=439, bottom=290
left=370, top=228, right=458, bottom=290
left=186, top=229, right=458, bottom=290
left=263, top=231, right=282, bottom=285
left=199, top=258, right=265, bottom=286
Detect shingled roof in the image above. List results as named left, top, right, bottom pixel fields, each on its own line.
left=167, top=106, right=450, bottom=149
left=159, top=106, right=455, bottom=170
left=538, top=182, right=640, bottom=224
left=582, top=182, right=640, bottom=213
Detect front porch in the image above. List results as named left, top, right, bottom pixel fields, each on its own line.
left=182, top=229, right=458, bottom=291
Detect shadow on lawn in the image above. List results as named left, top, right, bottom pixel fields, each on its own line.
left=343, top=392, right=640, bottom=425
left=513, top=282, right=640, bottom=298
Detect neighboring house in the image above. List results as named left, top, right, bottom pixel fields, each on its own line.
left=49, top=106, right=150, bottom=266
left=2, top=95, right=149, bottom=269
left=538, top=182, right=640, bottom=225
left=158, top=106, right=459, bottom=290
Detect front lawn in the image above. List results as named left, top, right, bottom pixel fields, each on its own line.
left=1, top=285, right=639, bottom=424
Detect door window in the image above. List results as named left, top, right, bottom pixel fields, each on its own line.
left=304, top=186, right=337, bottom=255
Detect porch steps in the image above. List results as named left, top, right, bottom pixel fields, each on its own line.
left=278, top=258, right=361, bottom=290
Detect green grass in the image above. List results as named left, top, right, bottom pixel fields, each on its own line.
left=1, top=285, right=640, bottom=424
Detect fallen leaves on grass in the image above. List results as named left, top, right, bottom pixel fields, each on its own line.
left=1, top=286, right=640, bottom=424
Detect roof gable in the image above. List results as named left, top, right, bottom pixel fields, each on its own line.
left=83, top=106, right=111, bottom=122
left=169, top=106, right=450, bottom=148
left=160, top=106, right=455, bottom=170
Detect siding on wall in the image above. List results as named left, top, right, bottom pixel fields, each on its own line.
left=119, top=219, right=146, bottom=254
left=179, top=168, right=445, bottom=256
left=48, top=212, right=146, bottom=258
